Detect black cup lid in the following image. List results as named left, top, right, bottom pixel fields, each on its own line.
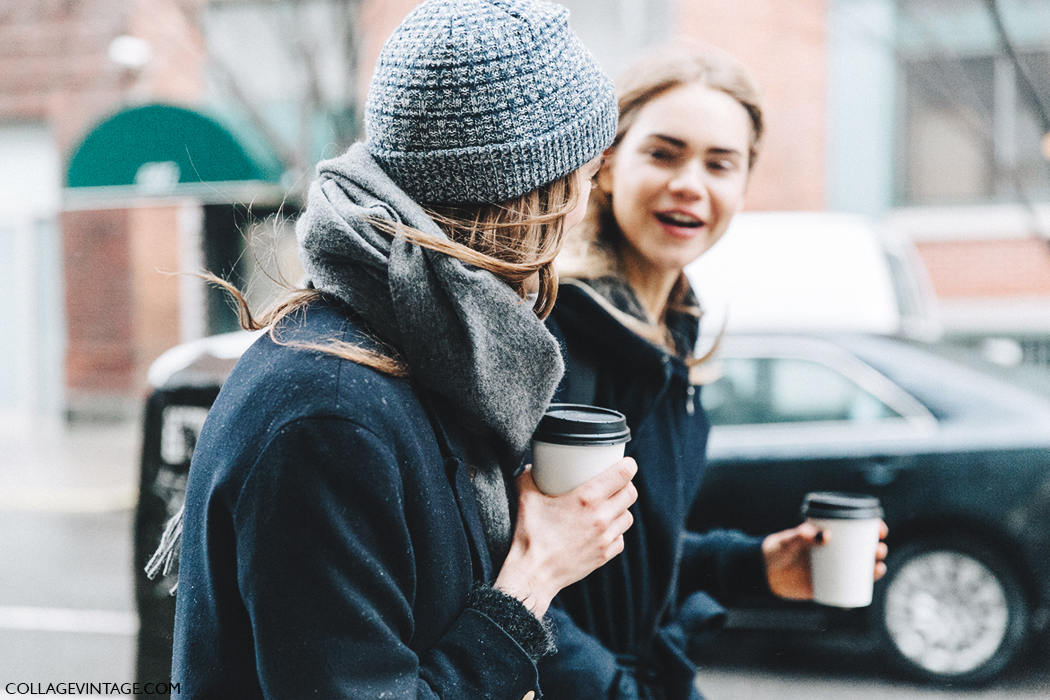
left=801, top=492, right=883, bottom=520
left=532, top=403, right=631, bottom=446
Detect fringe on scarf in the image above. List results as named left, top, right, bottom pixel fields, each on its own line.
left=145, top=505, right=183, bottom=595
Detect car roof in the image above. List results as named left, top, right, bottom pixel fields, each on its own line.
left=147, top=329, right=262, bottom=390
left=685, top=211, right=942, bottom=341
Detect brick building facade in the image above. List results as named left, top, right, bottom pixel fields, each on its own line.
left=1, top=0, right=1047, bottom=423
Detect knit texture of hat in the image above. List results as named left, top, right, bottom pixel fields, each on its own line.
left=365, top=0, right=617, bottom=204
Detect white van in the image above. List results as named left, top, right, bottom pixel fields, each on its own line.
left=685, top=211, right=941, bottom=342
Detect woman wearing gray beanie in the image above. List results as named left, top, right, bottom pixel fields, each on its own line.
left=168, top=0, right=634, bottom=698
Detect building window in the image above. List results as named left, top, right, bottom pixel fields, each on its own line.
left=897, top=0, right=1050, bottom=206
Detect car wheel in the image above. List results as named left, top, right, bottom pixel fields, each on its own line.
left=871, top=537, right=1029, bottom=686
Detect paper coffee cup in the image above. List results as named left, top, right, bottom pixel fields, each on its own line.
left=530, top=404, right=631, bottom=495
left=801, top=492, right=884, bottom=608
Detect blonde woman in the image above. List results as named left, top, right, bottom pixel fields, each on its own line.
left=170, top=1, right=639, bottom=697
left=540, top=41, right=888, bottom=700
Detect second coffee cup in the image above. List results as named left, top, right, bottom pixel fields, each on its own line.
left=530, top=404, right=632, bottom=496
left=801, top=491, right=884, bottom=608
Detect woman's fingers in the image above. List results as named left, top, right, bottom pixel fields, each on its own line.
left=605, top=477, right=638, bottom=515
left=608, top=507, right=634, bottom=540
left=497, top=457, right=639, bottom=616
left=573, top=457, right=637, bottom=502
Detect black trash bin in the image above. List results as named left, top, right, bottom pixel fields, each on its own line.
left=132, top=332, right=253, bottom=698
left=133, top=386, right=218, bottom=697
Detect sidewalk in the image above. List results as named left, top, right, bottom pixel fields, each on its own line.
left=0, top=419, right=140, bottom=512
left=0, top=417, right=142, bottom=694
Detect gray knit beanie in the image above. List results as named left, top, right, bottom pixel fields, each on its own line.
left=365, top=0, right=617, bottom=204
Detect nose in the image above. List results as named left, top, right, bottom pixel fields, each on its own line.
left=668, top=160, right=705, bottom=199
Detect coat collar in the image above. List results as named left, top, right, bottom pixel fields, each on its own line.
left=553, top=280, right=697, bottom=385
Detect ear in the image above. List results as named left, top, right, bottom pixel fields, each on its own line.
left=596, top=147, right=616, bottom=194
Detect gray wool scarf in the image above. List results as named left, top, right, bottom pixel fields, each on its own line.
left=297, top=143, right=564, bottom=456
left=146, top=144, right=562, bottom=590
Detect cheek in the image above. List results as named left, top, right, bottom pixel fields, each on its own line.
left=564, top=179, right=592, bottom=232
left=610, top=168, right=658, bottom=221
left=710, top=177, right=749, bottom=220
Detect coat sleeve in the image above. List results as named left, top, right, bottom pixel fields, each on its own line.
left=678, top=529, right=769, bottom=605
left=233, top=417, right=541, bottom=699
left=537, top=606, right=644, bottom=700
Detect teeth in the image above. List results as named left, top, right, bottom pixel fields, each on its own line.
left=658, top=212, right=702, bottom=226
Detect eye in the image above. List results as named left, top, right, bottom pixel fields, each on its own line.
left=645, top=147, right=678, bottom=164
left=707, top=158, right=738, bottom=174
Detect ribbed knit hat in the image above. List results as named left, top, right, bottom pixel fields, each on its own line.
left=365, top=0, right=617, bottom=205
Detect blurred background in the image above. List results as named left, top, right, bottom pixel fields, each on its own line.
left=1, top=0, right=1049, bottom=697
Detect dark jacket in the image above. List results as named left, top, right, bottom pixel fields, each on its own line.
left=172, top=301, right=544, bottom=699
left=538, top=281, right=769, bottom=700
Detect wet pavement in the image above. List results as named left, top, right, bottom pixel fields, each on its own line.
left=3, top=418, right=1050, bottom=699
left=693, top=625, right=1050, bottom=698
left=0, top=419, right=140, bottom=697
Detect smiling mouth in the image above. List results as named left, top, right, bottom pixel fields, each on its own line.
left=655, top=211, right=704, bottom=228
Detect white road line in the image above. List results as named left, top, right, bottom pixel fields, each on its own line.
left=0, top=605, right=138, bottom=635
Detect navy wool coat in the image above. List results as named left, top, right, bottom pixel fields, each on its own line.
left=538, top=282, right=770, bottom=700
left=172, top=301, right=542, bottom=699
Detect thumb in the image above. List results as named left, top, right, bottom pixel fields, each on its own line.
left=795, top=521, right=825, bottom=546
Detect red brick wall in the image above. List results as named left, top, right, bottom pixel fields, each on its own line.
left=1, top=0, right=207, bottom=412
left=358, top=0, right=422, bottom=105
left=61, top=208, right=135, bottom=396
left=676, top=0, right=828, bottom=212
left=128, top=0, right=206, bottom=105
left=128, top=206, right=184, bottom=386
left=0, top=0, right=132, bottom=155
left=0, top=0, right=206, bottom=150
left=916, top=239, right=1050, bottom=299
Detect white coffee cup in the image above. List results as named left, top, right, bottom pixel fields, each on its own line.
left=530, top=404, right=631, bottom=496
left=801, top=492, right=884, bottom=608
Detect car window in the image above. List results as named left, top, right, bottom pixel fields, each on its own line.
left=704, top=357, right=903, bottom=426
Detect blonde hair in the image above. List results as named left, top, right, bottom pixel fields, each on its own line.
left=560, top=39, right=764, bottom=364
left=616, top=39, right=764, bottom=169
left=215, top=171, right=583, bottom=376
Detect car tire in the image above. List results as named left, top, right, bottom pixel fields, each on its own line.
left=871, top=536, right=1029, bottom=686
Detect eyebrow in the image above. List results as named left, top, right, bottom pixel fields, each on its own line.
left=708, top=147, right=744, bottom=158
left=647, top=134, right=687, bottom=149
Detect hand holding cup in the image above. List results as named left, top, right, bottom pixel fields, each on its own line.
left=800, top=492, right=887, bottom=608
left=494, top=457, right=638, bottom=618
left=763, top=518, right=888, bottom=601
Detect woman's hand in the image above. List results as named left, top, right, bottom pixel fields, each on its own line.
left=762, top=520, right=889, bottom=600
left=494, top=458, right=638, bottom=618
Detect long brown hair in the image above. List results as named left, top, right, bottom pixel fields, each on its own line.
left=213, top=170, right=583, bottom=376
left=560, top=39, right=765, bottom=365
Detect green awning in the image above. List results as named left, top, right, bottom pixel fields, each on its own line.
left=66, top=103, right=284, bottom=200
